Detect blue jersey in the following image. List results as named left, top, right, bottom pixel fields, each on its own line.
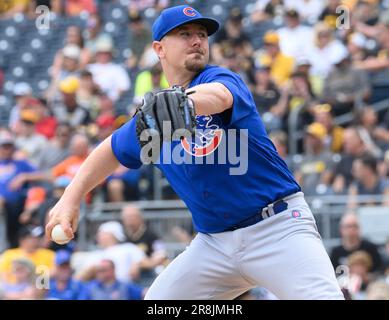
left=112, top=65, right=300, bottom=233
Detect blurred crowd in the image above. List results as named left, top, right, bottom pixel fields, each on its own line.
left=0, top=0, right=389, bottom=300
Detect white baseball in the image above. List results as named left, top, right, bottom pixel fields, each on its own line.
left=51, top=224, right=71, bottom=245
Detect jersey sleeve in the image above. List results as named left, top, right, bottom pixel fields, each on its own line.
left=111, top=117, right=143, bottom=169
left=199, top=67, right=256, bottom=125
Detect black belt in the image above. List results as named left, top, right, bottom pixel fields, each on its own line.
left=225, top=199, right=288, bottom=231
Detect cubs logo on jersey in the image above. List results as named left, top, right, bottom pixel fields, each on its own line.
left=181, top=115, right=223, bottom=157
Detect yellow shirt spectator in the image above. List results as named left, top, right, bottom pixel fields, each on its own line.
left=258, top=31, right=295, bottom=87
left=0, top=226, right=55, bottom=283
left=0, top=0, right=29, bottom=15
left=0, top=248, right=55, bottom=283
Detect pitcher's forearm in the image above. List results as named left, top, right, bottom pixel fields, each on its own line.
left=61, top=136, right=120, bottom=204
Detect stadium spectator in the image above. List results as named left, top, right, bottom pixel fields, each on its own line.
left=276, top=9, right=314, bottom=60
left=14, top=109, right=47, bottom=166
left=9, top=134, right=90, bottom=194
left=31, top=98, right=58, bottom=140
left=354, top=106, right=385, bottom=158
left=0, top=132, right=36, bottom=248
left=330, top=213, right=382, bottom=273
left=251, top=0, right=285, bottom=24
left=76, top=70, right=101, bottom=120
left=46, top=250, right=89, bottom=300
left=87, top=37, right=131, bottom=102
left=346, top=250, right=376, bottom=300
left=36, top=122, right=72, bottom=171
left=127, top=11, right=152, bottom=70
left=254, top=31, right=294, bottom=86
left=318, top=0, right=342, bottom=29
left=332, top=127, right=369, bottom=194
left=83, top=13, right=112, bottom=63
left=132, top=62, right=169, bottom=107
left=322, top=47, right=371, bottom=116
left=347, top=154, right=389, bottom=209
left=51, top=25, right=88, bottom=81
left=52, top=76, right=91, bottom=127
left=0, top=258, right=42, bottom=300
left=9, top=82, right=33, bottom=132
left=305, top=22, right=348, bottom=93
left=212, top=8, right=252, bottom=66
left=18, top=186, right=46, bottom=226
left=73, top=221, right=146, bottom=283
left=85, top=259, right=144, bottom=300
left=0, top=226, right=55, bottom=282
left=121, top=205, right=166, bottom=259
left=293, top=122, right=336, bottom=196
left=313, top=103, right=344, bottom=153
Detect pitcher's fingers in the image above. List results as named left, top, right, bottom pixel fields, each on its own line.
left=45, top=220, right=57, bottom=240
left=61, top=220, right=74, bottom=239
left=71, top=216, right=79, bottom=234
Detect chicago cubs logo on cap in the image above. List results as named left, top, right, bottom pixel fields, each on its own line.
left=291, top=210, right=302, bottom=218
left=181, top=115, right=223, bottom=157
left=183, top=7, right=196, bottom=17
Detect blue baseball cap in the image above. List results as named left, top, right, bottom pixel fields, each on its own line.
left=55, top=250, right=72, bottom=265
left=152, top=5, right=220, bottom=41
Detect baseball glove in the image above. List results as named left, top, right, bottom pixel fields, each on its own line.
left=135, top=86, right=196, bottom=154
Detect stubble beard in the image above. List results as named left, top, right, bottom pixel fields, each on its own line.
left=184, top=53, right=208, bottom=73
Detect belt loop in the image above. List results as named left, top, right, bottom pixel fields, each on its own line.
left=261, top=209, right=268, bottom=220
left=267, top=203, right=275, bottom=216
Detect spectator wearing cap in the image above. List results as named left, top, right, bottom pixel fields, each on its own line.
left=322, top=47, right=371, bottom=116
left=313, top=103, right=344, bottom=153
left=47, top=44, right=83, bottom=104
left=0, top=131, right=36, bottom=248
left=14, top=108, right=47, bottom=166
left=347, top=32, right=368, bottom=64
left=318, top=0, right=342, bottom=29
left=211, top=7, right=253, bottom=66
left=348, top=154, right=389, bottom=209
left=46, top=249, right=89, bottom=300
left=85, top=259, right=144, bottom=300
left=276, top=9, right=314, bottom=60
left=293, top=122, right=337, bottom=195
left=0, top=257, right=42, bottom=300
left=52, top=76, right=91, bottom=128
left=127, top=11, right=152, bottom=70
left=251, top=0, right=286, bottom=24
left=0, top=225, right=55, bottom=283
left=9, top=82, right=33, bottom=132
left=87, top=37, right=131, bottom=102
left=284, top=0, right=324, bottom=24
left=255, top=31, right=294, bottom=86
left=73, top=221, right=146, bottom=284
left=132, top=62, right=169, bottom=107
